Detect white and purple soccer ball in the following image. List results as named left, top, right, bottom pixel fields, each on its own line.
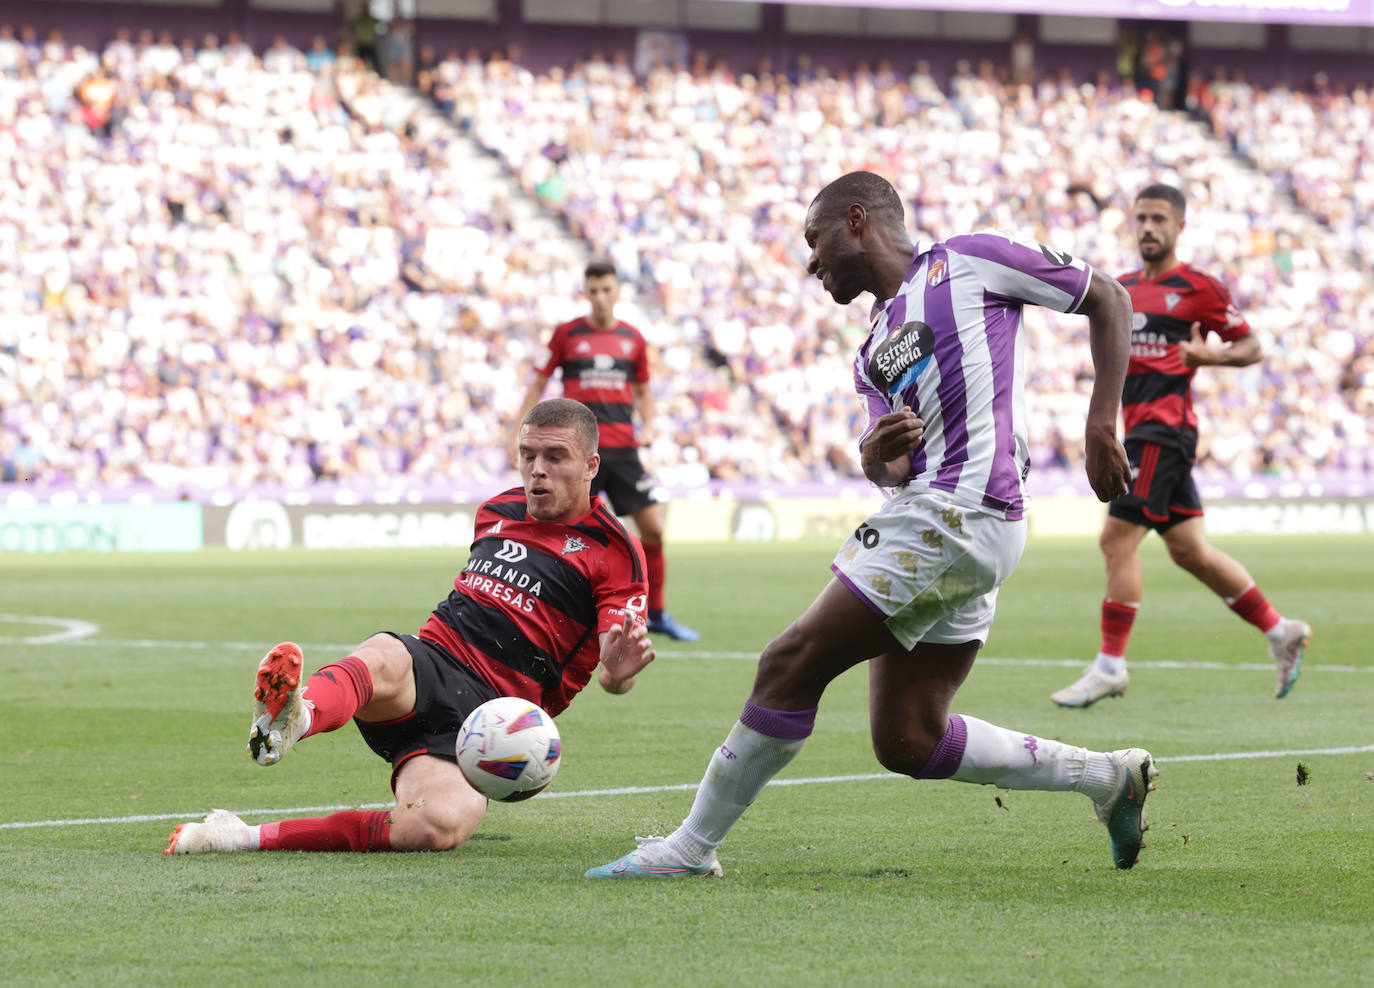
left=456, top=697, right=562, bottom=802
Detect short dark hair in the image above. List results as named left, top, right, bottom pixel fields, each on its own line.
left=584, top=260, right=618, bottom=281
left=1135, top=183, right=1186, bottom=217
left=812, top=171, right=905, bottom=225
left=522, top=398, right=599, bottom=456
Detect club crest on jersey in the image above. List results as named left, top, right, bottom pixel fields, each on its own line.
left=1164, top=292, right=1182, bottom=312
left=870, top=320, right=936, bottom=396
left=927, top=259, right=947, bottom=287
left=575, top=341, right=593, bottom=354
left=620, top=341, right=633, bottom=355
left=562, top=535, right=588, bottom=555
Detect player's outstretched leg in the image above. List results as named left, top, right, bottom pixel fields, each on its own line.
left=584, top=836, right=724, bottom=878
left=1093, top=748, right=1159, bottom=869
left=247, top=642, right=312, bottom=766
left=164, top=810, right=254, bottom=854
left=1050, top=663, right=1129, bottom=708
left=1269, top=619, right=1311, bottom=699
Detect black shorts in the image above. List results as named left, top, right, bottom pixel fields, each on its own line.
left=355, top=633, right=498, bottom=791
left=592, top=447, right=657, bottom=516
left=1108, top=439, right=1204, bottom=533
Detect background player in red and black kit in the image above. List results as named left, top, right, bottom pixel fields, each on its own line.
left=511, top=260, right=699, bottom=642
left=1052, top=184, right=1311, bottom=708
left=166, top=399, right=657, bottom=854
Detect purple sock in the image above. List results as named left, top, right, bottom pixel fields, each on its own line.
left=916, top=713, right=968, bottom=780
left=739, top=699, right=817, bottom=740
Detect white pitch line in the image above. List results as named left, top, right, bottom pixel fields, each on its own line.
left=2, top=634, right=1371, bottom=675
left=5, top=744, right=1373, bottom=832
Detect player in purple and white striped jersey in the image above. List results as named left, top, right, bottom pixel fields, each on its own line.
left=853, top=228, right=1096, bottom=520
left=588, top=172, right=1158, bottom=880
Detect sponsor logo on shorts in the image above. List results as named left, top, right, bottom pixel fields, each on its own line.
left=936, top=507, right=965, bottom=533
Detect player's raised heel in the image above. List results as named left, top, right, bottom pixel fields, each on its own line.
left=1051, top=666, right=1129, bottom=708
left=247, top=642, right=311, bottom=766
left=1270, top=619, right=1311, bottom=699
left=164, top=809, right=250, bottom=854
left=585, top=836, right=723, bottom=878
left=1094, top=748, right=1159, bottom=870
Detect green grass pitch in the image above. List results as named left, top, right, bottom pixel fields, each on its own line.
left=2, top=535, right=1372, bottom=985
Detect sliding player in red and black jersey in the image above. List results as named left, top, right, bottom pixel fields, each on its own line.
left=167, top=399, right=655, bottom=856
left=1052, top=183, right=1311, bottom=709
left=511, top=260, right=699, bottom=642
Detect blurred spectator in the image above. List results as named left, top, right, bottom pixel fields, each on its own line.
left=2, top=34, right=1372, bottom=501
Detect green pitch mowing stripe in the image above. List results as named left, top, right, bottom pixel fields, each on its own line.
left=1, top=536, right=1370, bottom=986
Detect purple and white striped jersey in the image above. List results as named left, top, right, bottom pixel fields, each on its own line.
left=854, top=229, right=1093, bottom=521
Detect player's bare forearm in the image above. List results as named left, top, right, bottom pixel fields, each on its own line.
left=860, top=408, right=923, bottom=488
left=1076, top=270, right=1132, bottom=501
left=1078, top=269, right=1131, bottom=432
left=633, top=383, right=654, bottom=445
left=1215, top=334, right=1261, bottom=367
left=862, top=452, right=912, bottom=488
left=597, top=615, right=655, bottom=694
left=508, top=378, right=550, bottom=463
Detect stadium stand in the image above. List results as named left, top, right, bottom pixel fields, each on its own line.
left=2, top=27, right=1371, bottom=499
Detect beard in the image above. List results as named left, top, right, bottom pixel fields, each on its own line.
left=1138, top=239, right=1168, bottom=260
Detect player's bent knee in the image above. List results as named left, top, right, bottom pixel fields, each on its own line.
left=392, top=799, right=485, bottom=852
left=871, top=736, right=937, bottom=778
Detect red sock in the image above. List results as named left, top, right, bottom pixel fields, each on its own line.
left=1100, top=599, right=1138, bottom=657
left=260, top=810, right=391, bottom=852
left=1228, top=585, right=1281, bottom=633
left=642, top=538, right=666, bottom=612
left=300, top=657, right=374, bottom=739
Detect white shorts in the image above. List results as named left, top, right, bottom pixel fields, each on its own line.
left=830, top=489, right=1028, bottom=650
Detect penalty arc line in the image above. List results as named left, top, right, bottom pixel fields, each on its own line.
left=4, top=742, right=1373, bottom=831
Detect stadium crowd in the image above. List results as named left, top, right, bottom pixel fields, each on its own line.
left=2, top=28, right=1373, bottom=496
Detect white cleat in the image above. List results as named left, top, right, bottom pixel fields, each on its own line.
left=585, top=836, right=724, bottom=878
left=247, top=642, right=312, bottom=766
left=1269, top=619, right=1311, bottom=699
left=1051, top=665, right=1129, bottom=708
left=164, top=809, right=250, bottom=855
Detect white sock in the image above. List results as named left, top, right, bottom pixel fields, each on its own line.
left=669, top=720, right=807, bottom=862
left=1264, top=618, right=1289, bottom=645
left=949, top=715, right=1121, bottom=801
left=1093, top=652, right=1127, bottom=676
left=243, top=824, right=262, bottom=850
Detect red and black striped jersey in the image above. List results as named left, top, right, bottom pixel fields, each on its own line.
left=535, top=317, right=649, bottom=450
left=1119, top=263, right=1251, bottom=460
left=417, top=488, right=648, bottom=716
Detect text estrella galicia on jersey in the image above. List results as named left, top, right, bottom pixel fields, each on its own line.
left=869, top=320, right=937, bottom=396
left=1039, top=243, right=1074, bottom=266
left=561, top=534, right=588, bottom=555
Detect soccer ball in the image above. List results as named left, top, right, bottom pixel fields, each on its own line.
left=456, top=697, right=562, bottom=802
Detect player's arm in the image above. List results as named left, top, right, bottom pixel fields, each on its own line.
left=1177, top=322, right=1261, bottom=368
left=508, top=373, right=551, bottom=467
left=632, top=381, right=654, bottom=447
left=1075, top=268, right=1133, bottom=502
left=597, top=612, right=655, bottom=694
left=859, top=406, right=924, bottom=487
